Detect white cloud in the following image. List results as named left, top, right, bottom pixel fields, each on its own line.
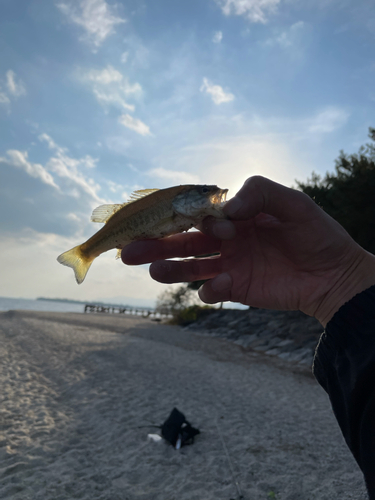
left=200, top=77, right=235, bottom=104
left=262, top=21, right=310, bottom=59
left=118, top=114, right=151, bottom=136
left=0, top=70, right=26, bottom=110
left=92, top=89, right=135, bottom=111
left=6, top=70, right=26, bottom=97
left=0, top=87, right=10, bottom=105
left=267, top=21, right=305, bottom=48
left=0, top=150, right=59, bottom=189
left=0, top=135, right=105, bottom=202
left=215, top=0, right=280, bottom=23
left=57, top=0, right=126, bottom=47
left=308, top=107, right=349, bottom=133
left=147, top=167, right=200, bottom=185
left=127, top=163, right=138, bottom=172
left=39, top=132, right=66, bottom=154
left=212, top=31, right=223, bottom=43
left=83, top=65, right=123, bottom=84
left=39, top=134, right=103, bottom=201
left=107, top=180, right=125, bottom=193
left=79, top=65, right=141, bottom=112
left=67, top=212, right=81, bottom=221
left=80, top=155, right=98, bottom=168
left=40, top=132, right=97, bottom=168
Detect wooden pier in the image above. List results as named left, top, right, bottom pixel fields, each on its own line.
left=83, top=304, right=171, bottom=320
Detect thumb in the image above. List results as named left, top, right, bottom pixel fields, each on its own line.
left=224, top=176, right=316, bottom=222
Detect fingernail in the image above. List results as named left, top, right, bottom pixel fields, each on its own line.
left=211, top=273, right=232, bottom=292
left=224, top=196, right=243, bottom=217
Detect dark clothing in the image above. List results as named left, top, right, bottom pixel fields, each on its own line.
left=313, top=285, right=375, bottom=499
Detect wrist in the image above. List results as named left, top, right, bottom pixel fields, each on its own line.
left=315, top=250, right=375, bottom=327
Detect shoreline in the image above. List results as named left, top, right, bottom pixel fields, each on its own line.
left=0, top=310, right=367, bottom=499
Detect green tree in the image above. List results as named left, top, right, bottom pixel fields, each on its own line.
left=296, top=127, right=375, bottom=254
left=155, top=285, right=198, bottom=316
left=155, top=284, right=213, bottom=324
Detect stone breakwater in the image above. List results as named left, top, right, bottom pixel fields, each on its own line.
left=183, top=308, right=324, bottom=368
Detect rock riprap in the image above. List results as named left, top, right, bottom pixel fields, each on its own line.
left=183, top=308, right=323, bottom=367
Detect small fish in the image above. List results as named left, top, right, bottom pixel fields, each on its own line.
left=57, top=184, right=228, bottom=284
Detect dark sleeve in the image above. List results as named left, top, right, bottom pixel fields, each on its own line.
left=313, top=285, right=375, bottom=499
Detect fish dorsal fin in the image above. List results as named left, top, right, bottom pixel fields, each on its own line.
left=91, top=204, right=126, bottom=223
left=128, top=188, right=159, bottom=201
left=91, top=189, right=160, bottom=223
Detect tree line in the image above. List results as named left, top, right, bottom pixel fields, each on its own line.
left=297, top=127, right=375, bottom=254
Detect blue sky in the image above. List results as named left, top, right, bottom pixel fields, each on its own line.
left=0, top=0, right=374, bottom=306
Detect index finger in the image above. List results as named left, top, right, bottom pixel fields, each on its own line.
left=121, top=231, right=222, bottom=265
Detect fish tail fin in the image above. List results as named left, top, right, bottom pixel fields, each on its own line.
left=57, top=245, right=94, bottom=284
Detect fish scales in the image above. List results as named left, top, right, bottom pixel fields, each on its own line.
left=57, top=184, right=228, bottom=284
left=82, top=197, right=172, bottom=254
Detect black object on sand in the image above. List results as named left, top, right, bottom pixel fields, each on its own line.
left=161, top=408, right=200, bottom=449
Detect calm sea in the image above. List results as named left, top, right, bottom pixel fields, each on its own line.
left=0, top=297, right=85, bottom=314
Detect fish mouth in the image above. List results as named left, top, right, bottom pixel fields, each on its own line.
left=212, top=187, right=228, bottom=205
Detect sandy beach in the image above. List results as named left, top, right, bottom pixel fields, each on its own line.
left=0, top=310, right=368, bottom=500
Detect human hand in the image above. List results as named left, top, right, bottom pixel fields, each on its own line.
left=122, top=176, right=375, bottom=326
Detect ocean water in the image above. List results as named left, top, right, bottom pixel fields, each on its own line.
left=0, top=297, right=85, bottom=314
left=0, top=297, right=248, bottom=314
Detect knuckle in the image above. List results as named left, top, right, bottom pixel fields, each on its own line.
left=244, top=175, right=266, bottom=189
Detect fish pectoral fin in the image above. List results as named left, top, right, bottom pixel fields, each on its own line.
left=57, top=245, right=94, bottom=284
left=91, top=204, right=126, bottom=223
left=115, top=248, right=122, bottom=260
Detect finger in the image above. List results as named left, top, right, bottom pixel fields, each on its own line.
left=149, top=256, right=222, bottom=284
left=198, top=273, right=233, bottom=304
left=224, top=175, right=316, bottom=222
left=122, top=232, right=221, bottom=265
left=196, top=217, right=237, bottom=240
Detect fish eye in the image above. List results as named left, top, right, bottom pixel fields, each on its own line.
left=201, top=186, right=210, bottom=194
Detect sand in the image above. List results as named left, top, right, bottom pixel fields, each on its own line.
left=0, top=310, right=368, bottom=500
